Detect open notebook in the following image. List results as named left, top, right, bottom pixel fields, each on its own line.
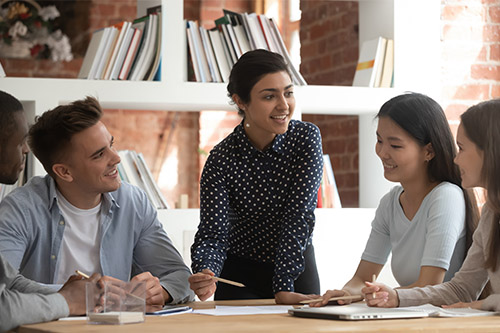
left=288, top=303, right=498, bottom=321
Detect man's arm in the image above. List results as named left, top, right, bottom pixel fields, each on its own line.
left=132, top=190, right=194, bottom=304
left=0, top=254, right=69, bottom=332
left=0, top=194, right=32, bottom=270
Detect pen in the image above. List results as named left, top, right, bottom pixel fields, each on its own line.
left=212, top=276, right=246, bottom=288
left=372, top=274, right=377, bottom=299
left=300, top=294, right=363, bottom=304
left=75, top=270, right=90, bottom=279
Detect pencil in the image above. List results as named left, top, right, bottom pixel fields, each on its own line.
left=75, top=270, right=90, bottom=279
left=372, top=274, right=377, bottom=299
left=212, top=276, right=245, bottom=288
left=300, top=294, right=363, bottom=304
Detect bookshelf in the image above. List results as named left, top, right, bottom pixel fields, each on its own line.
left=0, top=0, right=440, bottom=208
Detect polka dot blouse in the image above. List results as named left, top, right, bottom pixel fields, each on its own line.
left=191, top=119, right=324, bottom=293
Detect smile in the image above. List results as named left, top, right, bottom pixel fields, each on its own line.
left=105, top=169, right=118, bottom=176
left=270, top=115, right=287, bottom=120
left=383, top=163, right=397, bottom=169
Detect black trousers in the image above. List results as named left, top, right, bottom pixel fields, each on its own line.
left=214, top=244, right=320, bottom=300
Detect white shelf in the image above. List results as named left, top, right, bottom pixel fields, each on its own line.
left=0, top=77, right=402, bottom=115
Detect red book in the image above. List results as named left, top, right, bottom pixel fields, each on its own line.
left=317, top=186, right=323, bottom=208
left=118, top=28, right=142, bottom=80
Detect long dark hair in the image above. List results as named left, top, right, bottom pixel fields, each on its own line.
left=460, top=99, right=500, bottom=271
left=377, top=92, right=479, bottom=248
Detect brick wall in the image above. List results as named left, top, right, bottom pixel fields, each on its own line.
left=300, top=1, right=360, bottom=207
left=440, top=1, right=500, bottom=137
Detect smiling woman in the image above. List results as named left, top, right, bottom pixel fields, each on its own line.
left=309, top=92, right=480, bottom=308
left=189, top=49, right=325, bottom=305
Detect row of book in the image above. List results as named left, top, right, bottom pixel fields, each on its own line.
left=117, top=150, right=169, bottom=209
left=78, top=6, right=161, bottom=81
left=186, top=9, right=306, bottom=85
left=353, top=36, right=394, bottom=88
left=317, top=155, right=342, bottom=209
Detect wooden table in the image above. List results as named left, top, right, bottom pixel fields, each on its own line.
left=16, top=299, right=500, bottom=333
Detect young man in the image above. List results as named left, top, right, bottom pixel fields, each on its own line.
left=0, top=96, right=194, bottom=308
left=0, top=90, right=99, bottom=331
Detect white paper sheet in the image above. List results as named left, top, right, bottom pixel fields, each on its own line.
left=193, top=305, right=293, bottom=316
left=404, top=304, right=499, bottom=317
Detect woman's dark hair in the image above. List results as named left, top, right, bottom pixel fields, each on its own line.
left=377, top=92, right=479, bottom=249
left=460, top=99, right=500, bottom=271
left=227, top=49, right=292, bottom=116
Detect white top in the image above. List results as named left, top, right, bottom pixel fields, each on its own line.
left=361, top=182, right=466, bottom=286
left=55, top=190, right=102, bottom=284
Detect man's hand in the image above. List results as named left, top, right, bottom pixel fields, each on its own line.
left=188, top=269, right=216, bottom=301
left=131, top=272, right=170, bottom=306
left=59, top=273, right=101, bottom=315
left=275, top=291, right=321, bottom=305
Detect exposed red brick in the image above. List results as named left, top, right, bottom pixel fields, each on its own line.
left=442, top=23, right=483, bottom=41
left=492, top=84, right=500, bottom=98
left=444, top=84, right=490, bottom=100
left=442, top=5, right=467, bottom=21
left=483, top=24, right=500, bottom=42
left=445, top=103, right=469, bottom=121
left=118, top=6, right=137, bottom=20
left=339, top=189, right=359, bottom=208
left=470, top=64, right=500, bottom=80
left=488, top=5, right=500, bottom=22
left=491, top=44, right=500, bottom=61
left=95, top=4, right=116, bottom=17
left=310, top=21, right=331, bottom=40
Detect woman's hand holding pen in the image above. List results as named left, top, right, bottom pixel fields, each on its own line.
left=308, top=289, right=357, bottom=307
left=275, top=291, right=321, bottom=305
left=188, top=269, right=217, bottom=301
left=362, top=281, right=399, bottom=308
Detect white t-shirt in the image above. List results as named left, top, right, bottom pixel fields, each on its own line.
left=54, top=190, right=102, bottom=284
left=361, top=181, right=466, bottom=286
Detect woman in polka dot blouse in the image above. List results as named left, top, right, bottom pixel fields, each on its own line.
left=189, top=50, right=324, bottom=305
